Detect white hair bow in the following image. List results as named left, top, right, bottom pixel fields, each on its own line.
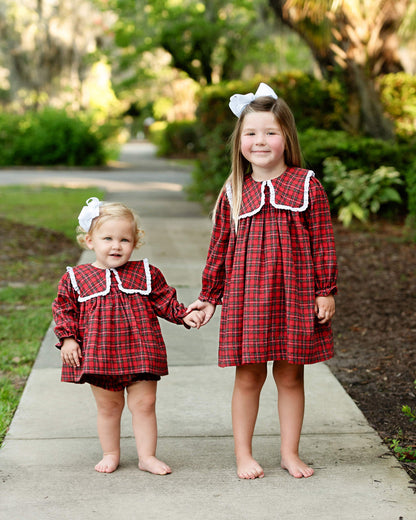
left=229, top=82, right=278, bottom=118
left=78, top=197, right=102, bottom=231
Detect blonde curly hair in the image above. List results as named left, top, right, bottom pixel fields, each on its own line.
left=77, top=202, right=145, bottom=250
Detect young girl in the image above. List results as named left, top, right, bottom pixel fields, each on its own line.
left=188, top=83, right=338, bottom=480
left=52, top=198, right=204, bottom=475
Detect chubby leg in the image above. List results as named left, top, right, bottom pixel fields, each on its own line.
left=90, top=384, right=125, bottom=473
left=232, top=363, right=268, bottom=479
left=273, top=360, right=314, bottom=478
left=126, top=381, right=171, bottom=475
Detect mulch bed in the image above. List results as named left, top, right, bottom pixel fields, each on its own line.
left=327, top=222, right=416, bottom=483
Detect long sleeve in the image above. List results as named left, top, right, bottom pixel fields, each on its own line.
left=306, top=178, right=338, bottom=297
left=199, top=189, right=231, bottom=305
left=52, top=272, right=81, bottom=348
left=148, top=265, right=190, bottom=326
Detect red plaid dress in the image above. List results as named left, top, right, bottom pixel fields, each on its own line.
left=52, top=260, right=188, bottom=384
left=199, top=167, right=338, bottom=367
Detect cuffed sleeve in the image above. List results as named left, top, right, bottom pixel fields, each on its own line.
left=307, top=178, right=338, bottom=297
left=149, top=266, right=190, bottom=328
left=52, top=272, right=82, bottom=349
left=199, top=190, right=231, bottom=305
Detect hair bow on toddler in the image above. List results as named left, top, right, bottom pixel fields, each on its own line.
left=229, top=82, right=278, bottom=118
left=78, top=197, right=102, bottom=231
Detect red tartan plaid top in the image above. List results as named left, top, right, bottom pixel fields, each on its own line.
left=199, top=167, right=338, bottom=366
left=52, top=260, right=188, bottom=382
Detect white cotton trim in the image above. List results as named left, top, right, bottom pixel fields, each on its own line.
left=238, top=170, right=315, bottom=219
left=68, top=259, right=152, bottom=302
left=268, top=170, right=314, bottom=212
left=66, top=266, right=80, bottom=294
left=225, top=182, right=233, bottom=207
left=112, top=258, right=152, bottom=296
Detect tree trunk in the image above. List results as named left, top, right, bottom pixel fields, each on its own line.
left=268, top=0, right=407, bottom=140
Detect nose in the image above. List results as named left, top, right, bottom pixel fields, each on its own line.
left=255, top=133, right=266, bottom=145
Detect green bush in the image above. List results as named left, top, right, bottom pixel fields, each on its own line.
left=323, top=157, right=403, bottom=227
left=186, top=124, right=233, bottom=210
left=154, top=120, right=202, bottom=158
left=379, top=73, right=416, bottom=138
left=300, top=129, right=416, bottom=216
left=195, top=73, right=346, bottom=133
left=0, top=108, right=111, bottom=166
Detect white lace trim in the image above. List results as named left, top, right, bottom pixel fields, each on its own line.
left=67, top=259, right=152, bottom=302
left=227, top=170, right=315, bottom=219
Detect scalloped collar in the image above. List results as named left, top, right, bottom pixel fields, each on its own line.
left=66, top=259, right=151, bottom=302
left=226, top=168, right=314, bottom=219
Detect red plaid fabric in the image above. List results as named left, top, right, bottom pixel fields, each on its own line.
left=199, top=168, right=338, bottom=367
left=52, top=260, right=188, bottom=383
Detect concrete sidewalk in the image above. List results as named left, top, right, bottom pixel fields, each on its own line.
left=0, top=142, right=414, bottom=519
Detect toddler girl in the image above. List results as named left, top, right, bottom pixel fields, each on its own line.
left=53, top=197, right=204, bottom=474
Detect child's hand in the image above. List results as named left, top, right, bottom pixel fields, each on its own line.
left=61, top=337, right=82, bottom=367
left=187, top=299, right=216, bottom=325
left=183, top=310, right=206, bottom=329
left=315, top=295, right=335, bottom=324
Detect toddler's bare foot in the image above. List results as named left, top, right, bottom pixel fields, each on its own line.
left=139, top=455, right=172, bottom=475
left=281, top=454, right=314, bottom=478
left=236, top=455, right=265, bottom=479
left=95, top=453, right=119, bottom=473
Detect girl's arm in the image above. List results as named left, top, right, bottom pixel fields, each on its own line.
left=52, top=273, right=82, bottom=349
left=188, top=190, right=231, bottom=325
left=198, top=189, right=231, bottom=306
left=307, top=178, right=338, bottom=299
left=149, top=265, right=194, bottom=327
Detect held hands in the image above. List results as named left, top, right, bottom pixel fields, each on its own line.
left=187, top=299, right=216, bottom=326
left=183, top=309, right=206, bottom=329
left=315, top=295, right=335, bottom=324
left=61, top=337, right=82, bottom=367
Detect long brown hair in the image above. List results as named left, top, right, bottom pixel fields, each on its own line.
left=213, top=96, right=303, bottom=229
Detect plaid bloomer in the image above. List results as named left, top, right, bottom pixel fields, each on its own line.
left=199, top=167, right=338, bottom=367
left=53, top=260, right=189, bottom=389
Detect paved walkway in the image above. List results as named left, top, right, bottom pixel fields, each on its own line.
left=0, top=142, right=414, bottom=519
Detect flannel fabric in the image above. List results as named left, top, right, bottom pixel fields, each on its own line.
left=52, top=260, right=188, bottom=384
left=199, top=168, right=338, bottom=367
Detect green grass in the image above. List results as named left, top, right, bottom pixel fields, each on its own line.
left=0, top=185, right=104, bottom=444
left=0, top=185, right=105, bottom=239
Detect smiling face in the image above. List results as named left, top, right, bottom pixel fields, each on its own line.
left=85, top=217, right=136, bottom=269
left=240, top=111, right=286, bottom=180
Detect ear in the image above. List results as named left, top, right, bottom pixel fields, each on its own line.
left=85, top=234, right=94, bottom=250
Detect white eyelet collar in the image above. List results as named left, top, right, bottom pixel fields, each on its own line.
left=67, top=258, right=152, bottom=302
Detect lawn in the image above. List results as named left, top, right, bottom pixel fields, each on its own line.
left=0, top=185, right=104, bottom=443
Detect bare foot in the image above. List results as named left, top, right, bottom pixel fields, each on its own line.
left=236, top=455, right=265, bottom=479
left=95, top=453, right=119, bottom=473
left=281, top=454, right=314, bottom=478
left=139, top=455, right=172, bottom=475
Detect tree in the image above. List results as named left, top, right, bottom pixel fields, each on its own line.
left=268, top=0, right=413, bottom=140
left=108, top=0, right=311, bottom=90
left=0, top=0, right=114, bottom=109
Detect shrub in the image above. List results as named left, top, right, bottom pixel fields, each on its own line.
left=379, top=73, right=416, bottom=138
left=323, top=157, right=403, bottom=227
left=0, top=108, right=111, bottom=166
left=154, top=120, right=202, bottom=158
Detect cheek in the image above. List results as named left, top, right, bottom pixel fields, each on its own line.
left=240, top=138, right=252, bottom=159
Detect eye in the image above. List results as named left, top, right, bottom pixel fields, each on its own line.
left=121, top=238, right=131, bottom=243
left=103, top=236, right=112, bottom=241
